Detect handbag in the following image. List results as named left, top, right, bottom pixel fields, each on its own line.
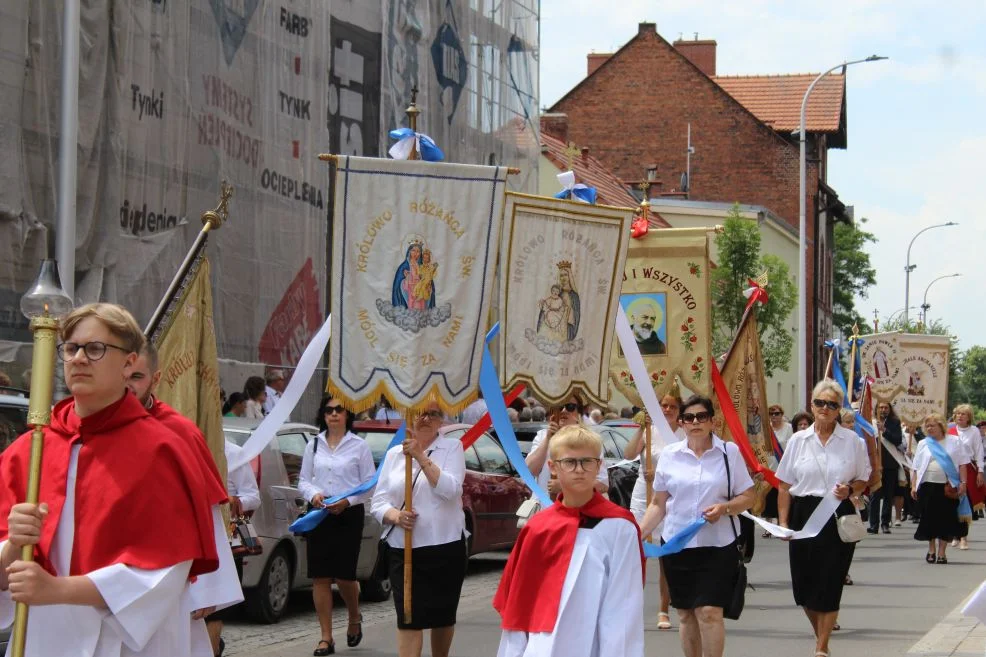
left=229, top=517, right=263, bottom=557
left=722, top=450, right=747, bottom=621
left=515, top=497, right=542, bottom=529
left=809, top=444, right=867, bottom=544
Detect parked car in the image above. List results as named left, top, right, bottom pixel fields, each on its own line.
left=353, top=421, right=529, bottom=557
left=489, top=421, right=546, bottom=457
left=0, top=387, right=29, bottom=652
left=222, top=417, right=392, bottom=624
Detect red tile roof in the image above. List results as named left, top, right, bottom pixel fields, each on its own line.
left=713, top=73, right=845, bottom=134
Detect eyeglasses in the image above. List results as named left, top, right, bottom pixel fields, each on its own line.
left=57, top=341, right=130, bottom=362
left=560, top=402, right=580, bottom=413
left=420, top=410, right=444, bottom=420
left=555, top=457, right=602, bottom=472
left=680, top=411, right=712, bottom=424
left=769, top=411, right=783, bottom=417
left=811, top=399, right=841, bottom=411
left=324, top=405, right=346, bottom=415
left=660, top=403, right=679, bottom=411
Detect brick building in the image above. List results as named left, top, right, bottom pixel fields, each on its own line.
left=545, top=22, right=852, bottom=398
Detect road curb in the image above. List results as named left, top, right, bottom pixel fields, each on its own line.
left=908, top=588, right=984, bottom=656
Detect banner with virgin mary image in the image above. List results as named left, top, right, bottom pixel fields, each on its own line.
left=497, top=193, right=633, bottom=407
left=328, top=156, right=508, bottom=414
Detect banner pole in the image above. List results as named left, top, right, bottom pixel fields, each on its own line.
left=847, top=325, right=860, bottom=406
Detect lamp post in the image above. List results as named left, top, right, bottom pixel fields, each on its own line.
left=920, top=273, right=961, bottom=331
left=887, top=306, right=918, bottom=326
left=11, top=260, right=73, bottom=657
left=904, top=222, right=958, bottom=328
left=798, top=54, right=887, bottom=405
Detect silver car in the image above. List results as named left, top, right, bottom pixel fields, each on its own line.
left=223, top=418, right=391, bottom=624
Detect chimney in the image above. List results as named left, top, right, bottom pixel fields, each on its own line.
left=673, top=36, right=717, bottom=77
left=540, top=113, right=569, bottom=143
left=587, top=52, right=612, bottom=76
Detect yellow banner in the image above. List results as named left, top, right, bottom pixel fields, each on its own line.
left=609, top=228, right=712, bottom=404
left=154, top=256, right=227, bottom=483
left=713, top=310, right=773, bottom=515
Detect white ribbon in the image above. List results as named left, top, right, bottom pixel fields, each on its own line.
left=881, top=436, right=914, bottom=469
left=615, top=306, right=680, bottom=445
left=741, top=492, right=843, bottom=539
left=230, top=315, right=332, bottom=470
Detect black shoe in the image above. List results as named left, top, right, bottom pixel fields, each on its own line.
left=866, top=527, right=879, bottom=534
left=347, top=615, right=363, bottom=648
left=314, top=640, right=335, bottom=656
left=216, top=637, right=225, bottom=657
left=937, top=555, right=948, bottom=564
left=882, top=525, right=892, bottom=534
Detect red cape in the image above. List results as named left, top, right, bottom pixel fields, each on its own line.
left=149, top=398, right=228, bottom=507
left=493, top=492, right=644, bottom=633
left=0, top=393, right=219, bottom=577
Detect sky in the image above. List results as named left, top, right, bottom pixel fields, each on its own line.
left=539, top=1, right=986, bottom=351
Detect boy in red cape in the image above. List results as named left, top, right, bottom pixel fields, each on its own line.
left=494, top=425, right=645, bottom=657
left=0, top=303, right=219, bottom=656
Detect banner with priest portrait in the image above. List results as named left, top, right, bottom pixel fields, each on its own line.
left=328, top=156, right=508, bottom=415
left=498, top=193, right=633, bottom=407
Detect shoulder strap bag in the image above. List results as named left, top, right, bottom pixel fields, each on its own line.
left=722, top=447, right=747, bottom=620
left=809, top=440, right=867, bottom=543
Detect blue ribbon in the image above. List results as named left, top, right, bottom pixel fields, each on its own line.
left=926, top=437, right=974, bottom=520
left=642, top=518, right=707, bottom=558
left=388, top=127, right=445, bottom=162
left=289, top=425, right=406, bottom=534
left=554, top=184, right=597, bottom=204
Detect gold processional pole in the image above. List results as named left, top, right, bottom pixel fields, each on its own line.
left=847, top=324, right=860, bottom=407
left=11, top=260, right=74, bottom=657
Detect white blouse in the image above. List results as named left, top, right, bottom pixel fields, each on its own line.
left=244, top=399, right=264, bottom=419
left=629, top=426, right=685, bottom=514
left=956, top=425, right=984, bottom=470
left=298, top=431, right=376, bottom=507
left=224, top=441, right=261, bottom=513
left=775, top=424, right=871, bottom=497
left=913, top=435, right=970, bottom=486
left=371, top=436, right=466, bottom=548
left=652, top=435, right=755, bottom=549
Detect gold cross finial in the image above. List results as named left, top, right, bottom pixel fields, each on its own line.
left=564, top=142, right=580, bottom=171
left=637, top=181, right=650, bottom=212
left=202, top=180, right=233, bottom=230
left=852, top=323, right=860, bottom=337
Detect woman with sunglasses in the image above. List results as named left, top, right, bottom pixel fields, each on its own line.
left=371, top=402, right=467, bottom=657
left=639, top=395, right=755, bottom=657
left=526, top=395, right=609, bottom=499
left=775, top=380, right=871, bottom=657
left=624, top=393, right=684, bottom=631
left=298, top=396, right=375, bottom=655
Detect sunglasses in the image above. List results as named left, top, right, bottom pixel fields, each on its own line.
left=812, top=399, right=841, bottom=411
left=555, top=457, right=602, bottom=473
left=769, top=411, right=783, bottom=417
left=680, top=411, right=712, bottom=424
left=324, top=405, right=346, bottom=415
left=420, top=410, right=444, bottom=420
left=559, top=402, right=580, bottom=413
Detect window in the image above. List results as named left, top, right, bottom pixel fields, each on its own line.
left=464, top=444, right=481, bottom=471
left=472, top=434, right=514, bottom=475
left=598, top=431, right=623, bottom=460
left=276, top=432, right=309, bottom=486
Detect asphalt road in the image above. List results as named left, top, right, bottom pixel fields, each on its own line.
left=225, top=519, right=986, bottom=657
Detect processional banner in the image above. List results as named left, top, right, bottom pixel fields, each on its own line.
left=609, top=228, right=712, bottom=405
left=498, top=193, right=633, bottom=407
left=712, top=309, right=774, bottom=514
left=858, top=331, right=903, bottom=402
left=329, top=156, right=508, bottom=415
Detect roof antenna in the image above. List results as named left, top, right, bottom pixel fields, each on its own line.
left=694, top=32, right=699, bottom=40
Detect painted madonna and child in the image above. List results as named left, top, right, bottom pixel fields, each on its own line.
left=376, top=235, right=452, bottom=332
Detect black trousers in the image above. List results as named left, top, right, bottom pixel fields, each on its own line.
left=869, top=468, right=898, bottom=529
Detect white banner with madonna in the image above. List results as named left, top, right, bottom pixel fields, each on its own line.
left=497, top=193, right=633, bottom=407
left=328, top=156, right=508, bottom=415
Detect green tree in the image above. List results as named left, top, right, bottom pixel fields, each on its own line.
left=711, top=204, right=797, bottom=377
left=881, top=317, right=962, bottom=410
left=959, top=345, right=986, bottom=409
left=832, top=218, right=877, bottom=334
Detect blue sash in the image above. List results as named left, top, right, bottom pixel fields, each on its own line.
left=926, top=438, right=973, bottom=522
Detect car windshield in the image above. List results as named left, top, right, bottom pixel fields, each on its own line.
left=224, top=428, right=251, bottom=447
left=358, top=430, right=399, bottom=466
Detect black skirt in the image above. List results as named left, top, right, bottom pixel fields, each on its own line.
left=389, top=536, right=467, bottom=629
left=661, top=540, right=740, bottom=610
left=305, top=503, right=364, bottom=580
left=788, top=496, right=856, bottom=612
left=763, top=487, right=779, bottom=518
left=915, top=482, right=962, bottom=541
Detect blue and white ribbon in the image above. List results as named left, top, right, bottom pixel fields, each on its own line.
left=927, top=437, right=974, bottom=521
left=554, top=170, right=597, bottom=204
left=388, top=128, right=445, bottom=162
left=642, top=519, right=706, bottom=558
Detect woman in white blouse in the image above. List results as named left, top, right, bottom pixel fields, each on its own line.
left=911, top=412, right=969, bottom=564
left=775, top=380, right=871, bottom=657
left=242, top=376, right=267, bottom=420
left=624, top=393, right=685, bottom=631
left=371, top=401, right=466, bottom=657
left=952, top=404, right=984, bottom=550
left=639, top=395, right=755, bottom=657
left=298, top=396, right=375, bottom=656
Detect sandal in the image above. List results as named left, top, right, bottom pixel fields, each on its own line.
left=926, top=552, right=937, bottom=563
left=937, top=555, right=948, bottom=564
left=833, top=622, right=841, bottom=630
left=844, top=574, right=853, bottom=586
left=762, top=530, right=772, bottom=538
left=347, top=614, right=363, bottom=647
left=313, top=640, right=334, bottom=656
left=657, top=611, right=672, bottom=630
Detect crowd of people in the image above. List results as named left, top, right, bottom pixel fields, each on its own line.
left=0, top=303, right=984, bottom=657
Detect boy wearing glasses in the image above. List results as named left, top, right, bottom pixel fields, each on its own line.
left=495, top=425, right=645, bottom=657
left=525, top=397, right=610, bottom=499
left=0, top=303, right=220, bottom=656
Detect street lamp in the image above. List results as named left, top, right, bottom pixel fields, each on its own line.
left=887, top=306, right=918, bottom=325
left=905, top=222, right=958, bottom=327
left=798, top=54, right=887, bottom=405
left=920, top=273, right=961, bottom=330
